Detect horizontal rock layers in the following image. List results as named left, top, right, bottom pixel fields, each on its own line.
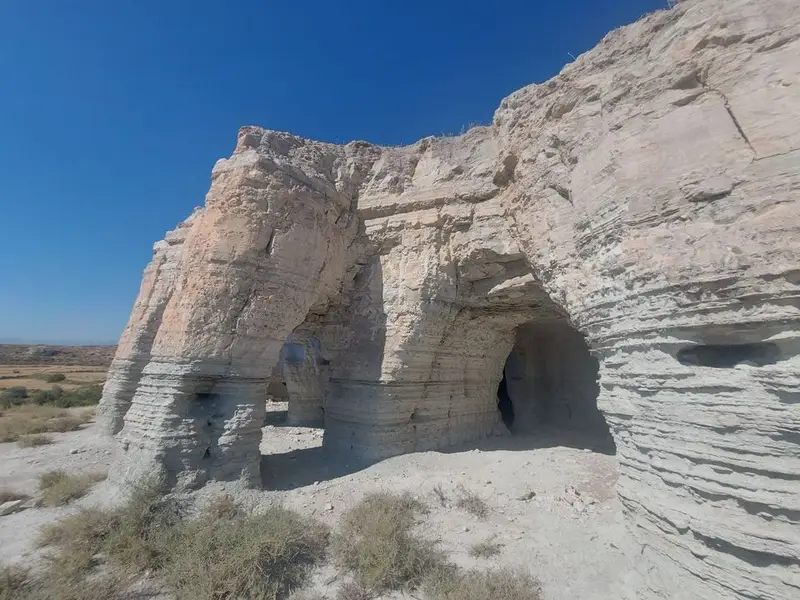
left=101, top=0, right=800, bottom=597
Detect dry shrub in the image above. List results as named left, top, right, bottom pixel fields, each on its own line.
left=433, top=484, right=448, bottom=507
left=469, top=537, right=503, bottom=559
left=37, top=478, right=328, bottom=600
left=0, top=565, right=31, bottom=600
left=455, top=486, right=489, bottom=519
left=162, top=504, right=329, bottom=600
left=332, top=492, right=445, bottom=592
left=0, top=404, right=91, bottom=442
left=17, top=434, right=53, bottom=448
left=0, top=489, right=29, bottom=504
left=291, top=592, right=329, bottom=600
left=0, top=562, right=120, bottom=600
left=38, top=470, right=106, bottom=507
left=336, top=580, right=373, bottom=600
left=424, top=565, right=543, bottom=600
left=205, top=492, right=241, bottom=520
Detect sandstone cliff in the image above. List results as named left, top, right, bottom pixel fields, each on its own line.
left=100, top=0, right=800, bottom=597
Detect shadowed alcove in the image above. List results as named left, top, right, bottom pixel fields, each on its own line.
left=497, top=320, right=616, bottom=454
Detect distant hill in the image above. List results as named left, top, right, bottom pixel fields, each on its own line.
left=0, top=344, right=116, bottom=366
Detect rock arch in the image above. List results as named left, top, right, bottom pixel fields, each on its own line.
left=100, top=1, right=800, bottom=598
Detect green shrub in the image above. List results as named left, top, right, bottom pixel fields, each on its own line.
left=33, top=373, right=67, bottom=383
left=0, top=387, right=28, bottom=408
left=30, top=385, right=102, bottom=408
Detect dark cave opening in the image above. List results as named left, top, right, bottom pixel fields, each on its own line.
left=496, top=370, right=515, bottom=429
left=496, top=320, right=615, bottom=453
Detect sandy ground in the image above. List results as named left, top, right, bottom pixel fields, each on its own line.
left=0, top=403, right=634, bottom=599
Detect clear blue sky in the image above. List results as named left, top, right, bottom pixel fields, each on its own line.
left=0, top=0, right=665, bottom=344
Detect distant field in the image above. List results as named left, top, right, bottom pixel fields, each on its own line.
left=0, top=364, right=107, bottom=392
left=0, top=344, right=115, bottom=366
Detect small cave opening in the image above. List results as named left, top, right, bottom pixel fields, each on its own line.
left=496, top=371, right=515, bottom=429
left=496, top=320, right=615, bottom=454
left=677, top=342, right=780, bottom=368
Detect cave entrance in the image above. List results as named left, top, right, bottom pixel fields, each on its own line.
left=496, top=320, right=615, bottom=453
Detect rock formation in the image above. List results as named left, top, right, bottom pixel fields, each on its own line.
left=100, top=0, right=800, bottom=597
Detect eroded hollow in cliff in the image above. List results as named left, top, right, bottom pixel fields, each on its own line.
left=498, top=320, right=615, bottom=453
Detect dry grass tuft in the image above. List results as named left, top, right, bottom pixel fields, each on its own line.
left=433, top=484, right=448, bottom=507
left=455, top=486, right=489, bottom=519
left=38, top=470, right=106, bottom=507
left=336, top=580, right=374, bottom=600
left=469, top=537, right=503, bottom=559
left=17, top=434, right=53, bottom=448
left=38, top=478, right=329, bottom=600
left=161, top=504, right=329, bottom=600
left=0, top=404, right=92, bottom=442
left=424, top=566, right=543, bottom=600
left=291, top=591, right=329, bottom=600
left=0, top=565, right=32, bottom=600
left=0, top=489, right=29, bottom=504
left=332, top=492, right=445, bottom=592
left=205, top=492, right=241, bottom=520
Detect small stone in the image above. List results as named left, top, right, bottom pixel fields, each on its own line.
left=463, top=526, right=470, bottom=532
left=313, top=481, right=320, bottom=486
left=517, top=491, right=537, bottom=502
left=0, top=500, right=25, bottom=516
left=325, top=503, right=334, bottom=512
left=69, top=448, right=80, bottom=455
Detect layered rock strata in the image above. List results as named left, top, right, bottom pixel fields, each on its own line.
left=101, top=0, right=800, bottom=597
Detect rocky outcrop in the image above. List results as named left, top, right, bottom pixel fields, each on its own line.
left=101, top=0, right=800, bottom=598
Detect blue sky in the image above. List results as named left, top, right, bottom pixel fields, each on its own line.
left=0, top=0, right=665, bottom=344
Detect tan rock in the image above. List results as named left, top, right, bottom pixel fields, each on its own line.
left=100, top=0, right=800, bottom=598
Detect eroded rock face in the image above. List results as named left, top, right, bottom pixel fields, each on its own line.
left=101, top=0, right=800, bottom=597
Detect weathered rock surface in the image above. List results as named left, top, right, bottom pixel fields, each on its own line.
left=101, top=0, right=800, bottom=597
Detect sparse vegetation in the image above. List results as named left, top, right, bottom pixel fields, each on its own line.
left=0, top=565, right=32, bottom=600
left=0, top=383, right=102, bottom=411
left=34, top=373, right=67, bottom=383
left=0, top=403, right=93, bottom=442
left=336, top=580, right=373, bottom=600
left=332, top=492, right=444, bottom=593
left=291, top=592, right=329, bottom=600
left=30, top=384, right=103, bottom=408
left=205, top=492, right=241, bottom=520
left=0, top=387, right=28, bottom=408
left=0, top=489, right=29, bottom=503
left=38, top=470, right=106, bottom=506
left=455, top=486, right=489, bottom=519
left=433, top=483, right=448, bottom=507
left=424, top=566, right=543, bottom=600
left=17, top=434, right=53, bottom=448
left=469, top=537, right=503, bottom=559
left=37, top=478, right=329, bottom=600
